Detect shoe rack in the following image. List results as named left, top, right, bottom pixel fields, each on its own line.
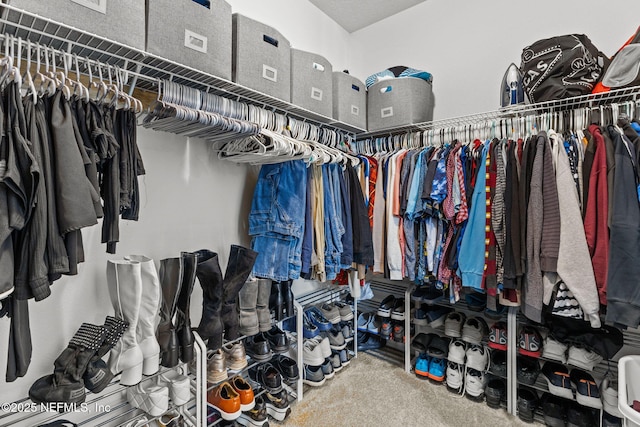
left=0, top=335, right=208, bottom=427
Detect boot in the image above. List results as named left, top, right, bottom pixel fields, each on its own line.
left=106, top=259, right=144, bottom=385
left=127, top=255, right=162, bottom=375
left=195, top=249, right=224, bottom=350
left=256, top=279, right=272, bottom=333
left=221, top=245, right=258, bottom=341
left=238, top=278, right=259, bottom=337
left=281, top=279, right=295, bottom=319
left=176, top=251, right=197, bottom=363
left=30, top=323, right=106, bottom=404
left=269, top=281, right=284, bottom=323
left=83, top=316, right=128, bottom=393
left=158, top=257, right=183, bottom=368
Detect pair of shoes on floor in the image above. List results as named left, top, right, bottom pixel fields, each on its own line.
left=207, top=377, right=256, bottom=421
left=485, top=377, right=507, bottom=409
left=414, top=354, right=446, bottom=383
left=127, top=368, right=191, bottom=417
left=540, top=392, right=603, bottom=427
left=542, top=362, right=603, bottom=409
left=357, top=331, right=386, bottom=351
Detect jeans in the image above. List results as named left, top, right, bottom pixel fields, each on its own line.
left=322, top=164, right=344, bottom=280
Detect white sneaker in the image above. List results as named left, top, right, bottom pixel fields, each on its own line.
left=465, top=368, right=487, bottom=398
left=126, top=382, right=169, bottom=417
left=567, top=346, right=603, bottom=371
left=308, top=336, right=332, bottom=359
left=465, top=345, right=490, bottom=372
left=542, top=336, right=568, bottom=364
left=448, top=340, right=466, bottom=365
left=158, top=369, right=191, bottom=406
left=601, top=376, right=623, bottom=418
left=446, top=361, right=464, bottom=393
left=302, top=340, right=325, bottom=366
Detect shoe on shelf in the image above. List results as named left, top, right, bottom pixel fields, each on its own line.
left=338, top=349, right=351, bottom=366
left=601, top=376, right=623, bottom=418
left=229, top=376, right=255, bottom=412
left=447, top=339, right=466, bottom=365
left=485, top=303, right=507, bottom=320
left=127, top=382, right=169, bottom=417
left=541, top=392, right=571, bottom=427
left=461, top=316, right=488, bottom=345
left=426, top=335, right=451, bottom=360
left=485, top=378, right=506, bottom=408
left=567, top=400, right=599, bottom=427
left=602, top=411, right=623, bottom=427
left=321, top=358, right=335, bottom=380
left=488, top=321, right=508, bottom=352
left=265, top=326, right=290, bottom=354
left=318, top=302, right=341, bottom=325
left=207, top=382, right=241, bottom=421
left=518, top=326, right=543, bottom=358
left=542, top=335, right=568, bottom=364
left=330, top=352, right=343, bottom=373
left=414, top=354, right=430, bottom=379
left=446, top=361, right=464, bottom=393
left=464, top=291, right=486, bottom=312
left=357, top=311, right=372, bottom=332
left=412, top=283, right=444, bottom=304
left=570, top=369, right=602, bottom=409
left=379, top=318, right=392, bottom=339
left=264, top=390, right=292, bottom=421
left=465, top=368, right=487, bottom=399
left=158, top=369, right=191, bottom=406
left=237, top=394, right=269, bottom=427
left=465, top=345, right=489, bottom=372
left=308, top=335, right=332, bottom=359
left=377, top=295, right=396, bottom=318
left=444, top=312, right=466, bottom=338
left=412, top=333, right=435, bottom=354
left=248, top=362, right=283, bottom=394
left=428, top=357, right=446, bottom=382
left=340, top=321, right=354, bottom=342
left=517, top=356, right=541, bottom=386
left=542, top=361, right=573, bottom=399
left=517, top=387, right=538, bottom=423
left=490, top=350, right=507, bottom=378
left=325, top=326, right=347, bottom=350
left=223, top=342, right=249, bottom=371
left=306, top=307, right=332, bottom=332
left=245, top=333, right=273, bottom=362
left=334, top=301, right=354, bottom=322
left=390, top=298, right=405, bottom=321
left=567, top=345, right=603, bottom=372
left=357, top=331, right=384, bottom=351
left=207, top=349, right=228, bottom=384
left=413, top=304, right=451, bottom=328
left=302, top=364, right=326, bottom=387
left=272, top=354, right=300, bottom=385
left=303, top=311, right=320, bottom=339
left=302, top=340, right=326, bottom=366
left=392, top=321, right=405, bottom=343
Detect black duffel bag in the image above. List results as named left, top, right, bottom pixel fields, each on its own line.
left=520, top=34, right=610, bottom=103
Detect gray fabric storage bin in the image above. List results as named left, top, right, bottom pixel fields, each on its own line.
left=232, top=13, right=291, bottom=102
left=3, top=0, right=145, bottom=50
left=367, top=77, right=434, bottom=132
left=332, top=72, right=366, bottom=130
left=291, top=49, right=332, bottom=117
left=146, top=0, right=231, bottom=80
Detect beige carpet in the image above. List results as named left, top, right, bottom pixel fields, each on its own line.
left=283, top=351, right=537, bottom=427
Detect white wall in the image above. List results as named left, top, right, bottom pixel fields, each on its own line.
left=348, top=0, right=640, bottom=119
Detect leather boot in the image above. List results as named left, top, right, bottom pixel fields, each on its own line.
left=238, top=278, right=259, bottom=337
left=256, top=279, right=272, bottom=333
left=30, top=323, right=106, bottom=404
left=127, top=255, right=162, bottom=375
left=269, top=281, right=284, bottom=323
left=106, top=260, right=144, bottom=385
left=221, top=245, right=258, bottom=341
left=281, top=279, right=295, bottom=319
left=176, top=251, right=197, bottom=363
left=83, top=316, right=128, bottom=393
left=194, top=249, right=224, bottom=350
left=157, top=257, right=183, bottom=368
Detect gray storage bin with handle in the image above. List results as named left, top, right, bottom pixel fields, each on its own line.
left=146, top=0, right=232, bottom=80
left=367, top=77, right=434, bottom=132
left=2, top=0, right=145, bottom=50
left=290, top=48, right=333, bottom=117
left=232, top=13, right=291, bottom=102
left=332, top=71, right=366, bottom=130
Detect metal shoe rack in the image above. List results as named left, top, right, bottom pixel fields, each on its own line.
left=0, top=334, right=208, bottom=427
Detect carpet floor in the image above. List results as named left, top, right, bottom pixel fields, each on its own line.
left=282, top=350, right=537, bottom=427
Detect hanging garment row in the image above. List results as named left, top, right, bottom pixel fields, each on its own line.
left=354, top=103, right=640, bottom=331
left=0, top=35, right=146, bottom=382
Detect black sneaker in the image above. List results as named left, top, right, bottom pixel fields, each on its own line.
left=485, top=378, right=506, bottom=409
left=272, top=354, right=299, bottom=385
left=264, top=390, right=291, bottom=422
left=248, top=362, right=283, bottom=394
left=517, top=387, right=538, bottom=423
left=517, top=356, right=541, bottom=385
left=541, top=392, right=570, bottom=427
left=392, top=321, right=405, bottom=343
left=490, top=351, right=507, bottom=378
left=567, top=401, right=599, bottom=427
left=238, top=394, right=269, bottom=427
left=602, top=411, right=623, bottom=427
left=377, top=295, right=396, bottom=318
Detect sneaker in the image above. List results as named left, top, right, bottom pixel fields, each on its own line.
left=488, top=322, right=508, bottom=351
left=325, top=326, right=347, bottom=350
left=248, top=362, right=283, bottom=394
left=411, top=286, right=429, bottom=302
left=263, top=390, right=291, bottom=421
left=223, top=342, right=249, bottom=371
left=570, top=369, right=602, bottom=409
left=308, top=336, right=331, bottom=359
left=461, top=316, right=488, bottom=345
left=237, top=394, right=269, bottom=427
left=465, top=345, right=490, bottom=372
left=379, top=318, right=392, bottom=339
left=321, top=358, right=335, bottom=380
left=428, top=357, right=446, bottom=382
left=338, top=349, right=351, bottom=366
left=414, top=304, right=451, bottom=328
left=446, top=361, right=464, bottom=392
left=412, top=333, right=435, bottom=354
left=448, top=340, right=467, bottom=365
left=517, top=356, right=541, bottom=386
left=302, top=340, right=325, bottom=366
left=444, top=312, right=466, bottom=338
left=334, top=302, right=354, bottom=321
left=330, top=352, right=343, bottom=373
left=567, top=401, right=599, bottom=427
left=602, top=412, right=623, bottom=427
left=412, top=283, right=445, bottom=304
left=517, top=387, right=538, bottom=423
left=426, top=335, right=451, bottom=360
left=415, top=354, right=430, bottom=379
left=490, top=351, right=507, bottom=378
left=357, top=331, right=384, bottom=351
left=271, top=354, right=299, bottom=385
left=340, top=321, right=354, bottom=342
left=245, top=333, right=273, bottom=362
left=542, top=336, right=568, bottom=363
left=465, top=292, right=487, bottom=312
left=318, top=302, right=341, bottom=324
left=486, top=378, right=506, bottom=408
left=303, top=312, right=320, bottom=339
left=390, top=298, right=406, bottom=321
left=207, top=349, right=228, bottom=383
left=518, top=326, right=543, bottom=358
left=601, top=376, right=623, bottom=418
left=541, top=392, right=570, bottom=427
left=567, top=345, right=603, bottom=372
left=392, top=322, right=405, bottom=343
left=306, top=307, right=332, bottom=332
left=465, top=368, right=487, bottom=398
left=265, top=326, right=290, bottom=353
left=356, top=312, right=373, bottom=332
left=302, top=364, right=326, bottom=387
left=542, top=361, right=573, bottom=399
left=377, top=295, right=396, bottom=318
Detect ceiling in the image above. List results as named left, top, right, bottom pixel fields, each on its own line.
left=309, top=0, right=428, bottom=33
